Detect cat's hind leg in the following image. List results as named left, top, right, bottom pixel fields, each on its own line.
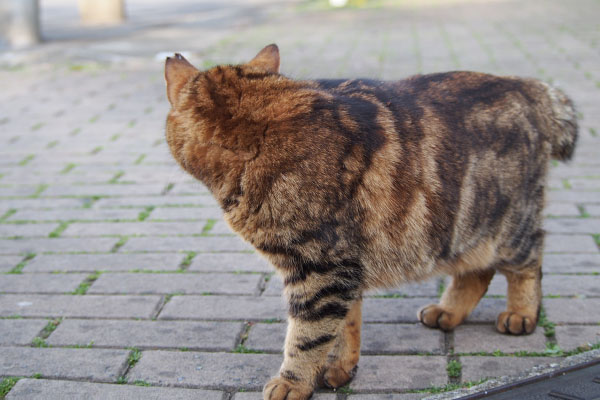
left=418, top=269, right=495, bottom=331
left=496, top=259, right=542, bottom=335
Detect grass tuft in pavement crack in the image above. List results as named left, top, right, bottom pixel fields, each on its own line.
left=137, top=206, right=155, bottom=221
left=0, top=209, right=16, bottom=222
left=32, top=337, right=49, bottom=348
left=127, top=347, right=142, bottom=367
left=18, top=154, right=35, bottom=166
left=71, top=272, right=101, bottom=295
left=9, top=253, right=36, bottom=274
left=179, top=251, right=197, bottom=270
left=447, top=359, right=462, bottom=380
left=0, top=377, right=20, bottom=399
left=201, top=219, right=217, bottom=234
left=48, top=222, right=70, bottom=238
left=111, top=236, right=128, bottom=252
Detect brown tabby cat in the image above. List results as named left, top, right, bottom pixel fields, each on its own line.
left=164, top=44, right=577, bottom=399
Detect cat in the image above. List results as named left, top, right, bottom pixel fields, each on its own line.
left=164, top=44, right=577, bottom=400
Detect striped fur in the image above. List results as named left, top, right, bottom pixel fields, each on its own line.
left=164, top=45, right=578, bottom=400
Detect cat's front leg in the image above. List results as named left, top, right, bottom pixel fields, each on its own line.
left=263, top=270, right=361, bottom=400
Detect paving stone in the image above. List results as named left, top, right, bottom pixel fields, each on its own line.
left=0, top=224, right=59, bottom=238
left=0, top=294, right=161, bottom=318
left=487, top=273, right=600, bottom=297
left=47, top=319, right=243, bottom=351
left=9, top=209, right=140, bottom=222
left=460, top=356, right=560, bottom=382
left=208, top=220, right=235, bottom=235
left=362, top=298, right=436, bottom=323
left=0, top=198, right=85, bottom=209
left=544, top=298, right=600, bottom=324
left=555, top=325, right=600, bottom=351
left=543, top=203, right=580, bottom=217
left=25, top=253, right=186, bottom=272
left=586, top=204, right=600, bottom=217
left=0, top=347, right=129, bottom=381
left=128, top=351, right=281, bottom=390
left=169, top=182, right=210, bottom=195
left=96, top=194, right=218, bottom=207
left=543, top=253, right=600, bottom=273
left=454, top=324, right=547, bottom=353
left=149, top=206, right=223, bottom=221
left=548, top=191, right=600, bottom=203
left=465, top=298, right=506, bottom=323
left=366, top=279, right=441, bottom=298
left=0, top=186, right=38, bottom=197
left=350, top=355, right=447, bottom=390
left=63, top=221, right=206, bottom=236
left=0, top=238, right=118, bottom=255
left=234, top=393, right=337, bottom=400
left=347, top=395, right=425, bottom=400
left=544, top=234, right=598, bottom=253
left=88, top=272, right=262, bottom=295
left=189, top=252, right=272, bottom=273
left=122, top=236, right=253, bottom=252
left=0, top=319, right=49, bottom=345
left=42, top=184, right=166, bottom=197
left=159, top=295, right=286, bottom=321
left=0, top=273, right=87, bottom=294
left=5, top=379, right=224, bottom=400
left=544, top=218, right=600, bottom=234
left=0, top=255, right=21, bottom=272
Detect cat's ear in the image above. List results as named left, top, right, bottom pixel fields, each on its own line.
left=247, top=44, right=280, bottom=73
left=165, top=53, right=199, bottom=106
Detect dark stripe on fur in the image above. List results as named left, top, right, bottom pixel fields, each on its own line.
left=290, top=301, right=349, bottom=321
left=297, top=334, right=336, bottom=351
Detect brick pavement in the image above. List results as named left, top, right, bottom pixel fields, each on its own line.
left=1, top=0, right=599, bottom=399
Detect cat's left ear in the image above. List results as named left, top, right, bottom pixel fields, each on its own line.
left=247, top=44, right=280, bottom=73
left=165, top=53, right=199, bottom=106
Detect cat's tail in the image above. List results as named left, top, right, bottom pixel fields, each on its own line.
left=537, top=82, right=578, bottom=161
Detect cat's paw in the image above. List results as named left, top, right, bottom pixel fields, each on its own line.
left=263, top=377, right=313, bottom=400
left=496, top=311, right=536, bottom=335
left=321, top=364, right=358, bottom=389
left=417, top=304, right=461, bottom=331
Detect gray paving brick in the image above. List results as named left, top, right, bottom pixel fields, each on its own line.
left=543, top=253, right=600, bottom=273
left=0, top=319, right=49, bottom=345
left=0, top=294, right=161, bottom=319
left=0, top=273, right=87, bottom=294
left=208, top=220, right=235, bottom=235
left=465, top=298, right=506, bottom=323
left=0, top=198, right=85, bottom=209
left=128, top=351, right=281, bottom=390
left=122, top=236, right=252, bottom=252
left=350, top=355, right=447, bottom=390
left=586, top=204, right=600, bottom=217
left=347, top=395, right=425, bottom=400
left=363, top=298, right=435, bottom=323
left=169, top=182, right=210, bottom=195
left=548, top=191, right=600, bottom=203
left=88, top=272, right=262, bottom=295
left=47, top=319, right=243, bottom=351
left=9, top=209, right=140, bottom=222
left=0, top=255, right=21, bottom=272
left=159, top=295, right=286, bottom=321
left=0, top=347, right=129, bottom=381
left=544, top=298, right=600, bottom=324
left=189, top=252, right=271, bottom=273
left=487, top=274, right=600, bottom=297
left=544, top=218, right=600, bottom=234
left=63, top=221, right=206, bottom=236
left=0, top=186, right=38, bottom=197
left=6, top=379, right=224, bottom=400
left=234, top=393, right=336, bottom=400
left=367, top=280, right=440, bottom=298
left=0, top=238, right=118, bottom=255
left=460, top=356, right=560, bottom=382
left=544, top=234, right=598, bottom=253
left=25, top=253, right=186, bottom=272
left=96, top=195, right=217, bottom=207
left=555, top=325, right=600, bottom=351
left=0, top=223, right=59, bottom=238
left=454, top=324, right=547, bottom=353
left=544, top=203, right=580, bottom=217
left=149, top=206, right=223, bottom=221
left=42, top=184, right=166, bottom=197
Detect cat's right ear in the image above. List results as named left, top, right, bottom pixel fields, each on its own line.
left=165, top=54, right=199, bottom=107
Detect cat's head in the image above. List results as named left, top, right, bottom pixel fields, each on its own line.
left=164, top=44, right=280, bottom=189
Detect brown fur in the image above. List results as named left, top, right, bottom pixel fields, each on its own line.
left=164, top=45, right=578, bottom=400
